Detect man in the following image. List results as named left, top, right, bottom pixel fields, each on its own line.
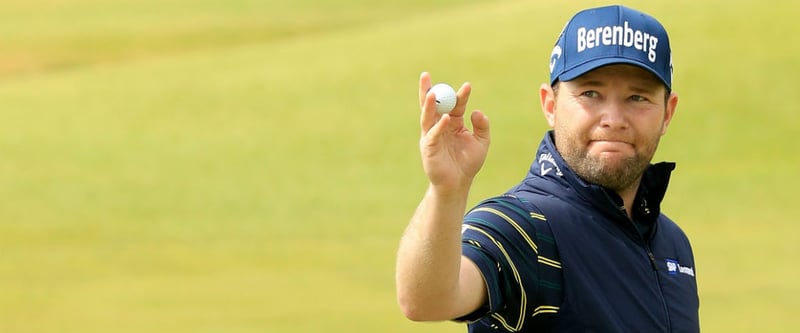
left=396, top=5, right=699, bottom=333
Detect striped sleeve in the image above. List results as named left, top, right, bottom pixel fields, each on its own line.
left=455, top=196, right=547, bottom=331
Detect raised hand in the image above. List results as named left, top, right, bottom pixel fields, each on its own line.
left=418, top=72, right=490, bottom=194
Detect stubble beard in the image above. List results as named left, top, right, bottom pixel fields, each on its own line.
left=555, top=132, right=660, bottom=192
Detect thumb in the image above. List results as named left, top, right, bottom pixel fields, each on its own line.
left=470, top=111, right=490, bottom=144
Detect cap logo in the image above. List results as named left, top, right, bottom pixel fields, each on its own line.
left=576, top=21, right=659, bottom=62
left=549, top=45, right=562, bottom=74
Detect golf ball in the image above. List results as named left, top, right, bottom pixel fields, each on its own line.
left=430, top=83, right=457, bottom=114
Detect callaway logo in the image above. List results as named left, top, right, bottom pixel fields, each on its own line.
left=666, top=259, right=695, bottom=277
left=539, top=153, right=563, bottom=177
left=549, top=45, right=562, bottom=74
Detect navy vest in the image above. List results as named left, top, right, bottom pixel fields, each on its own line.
left=464, top=131, right=699, bottom=332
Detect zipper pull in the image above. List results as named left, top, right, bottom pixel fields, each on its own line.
left=647, top=252, right=658, bottom=271
left=640, top=198, right=651, bottom=216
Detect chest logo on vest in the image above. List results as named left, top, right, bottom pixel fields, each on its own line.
left=539, top=153, right=564, bottom=177
left=666, top=259, right=695, bottom=277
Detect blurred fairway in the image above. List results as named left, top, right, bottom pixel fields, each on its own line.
left=1, top=0, right=798, bottom=332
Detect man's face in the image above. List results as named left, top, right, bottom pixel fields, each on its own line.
left=541, top=64, right=677, bottom=192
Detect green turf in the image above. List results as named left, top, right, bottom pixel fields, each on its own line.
left=1, top=0, right=798, bottom=332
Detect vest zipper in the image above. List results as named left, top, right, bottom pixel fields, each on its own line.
left=646, top=242, right=672, bottom=333
left=603, top=191, right=672, bottom=332
left=647, top=251, right=658, bottom=271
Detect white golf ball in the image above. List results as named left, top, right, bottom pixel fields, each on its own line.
left=430, top=83, right=457, bottom=114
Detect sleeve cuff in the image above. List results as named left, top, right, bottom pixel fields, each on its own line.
left=454, top=244, right=503, bottom=322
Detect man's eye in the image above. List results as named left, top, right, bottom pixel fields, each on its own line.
left=581, top=91, right=598, bottom=98
left=630, top=95, right=648, bottom=102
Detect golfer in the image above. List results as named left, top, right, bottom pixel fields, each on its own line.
left=396, top=5, right=700, bottom=332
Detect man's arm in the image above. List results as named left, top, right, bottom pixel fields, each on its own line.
left=395, top=72, right=491, bottom=321
left=396, top=186, right=488, bottom=321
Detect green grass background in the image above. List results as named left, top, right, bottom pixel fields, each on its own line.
left=1, top=0, right=798, bottom=332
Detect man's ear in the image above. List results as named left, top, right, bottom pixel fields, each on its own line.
left=540, top=83, right=556, bottom=128
left=661, top=91, right=678, bottom=135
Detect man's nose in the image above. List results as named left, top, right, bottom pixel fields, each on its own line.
left=598, top=100, right=629, bottom=130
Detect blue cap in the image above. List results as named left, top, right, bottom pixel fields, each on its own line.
left=549, top=5, right=673, bottom=89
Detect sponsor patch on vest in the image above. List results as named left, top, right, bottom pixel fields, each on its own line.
left=666, top=258, right=695, bottom=277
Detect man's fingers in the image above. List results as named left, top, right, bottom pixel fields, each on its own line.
left=418, top=74, right=475, bottom=137
left=425, top=113, right=451, bottom=144
left=420, top=90, right=440, bottom=134
left=419, top=72, right=440, bottom=135
left=448, top=82, right=471, bottom=118
left=418, top=72, right=432, bottom=108
left=470, top=111, right=491, bottom=144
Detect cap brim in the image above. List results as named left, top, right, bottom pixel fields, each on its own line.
left=556, top=58, right=670, bottom=89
